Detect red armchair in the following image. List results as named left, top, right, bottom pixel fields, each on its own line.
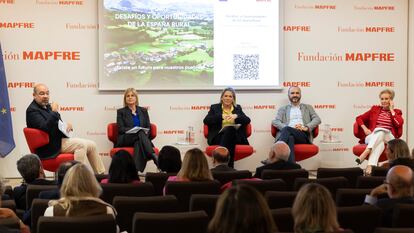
left=23, top=128, right=74, bottom=172
left=203, top=124, right=254, bottom=161
left=271, top=125, right=319, bottom=162
left=107, top=123, right=159, bottom=157
left=352, top=122, right=387, bottom=162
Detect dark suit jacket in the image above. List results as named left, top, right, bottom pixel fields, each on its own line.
left=356, top=105, right=403, bottom=143
left=26, top=100, right=66, bottom=159
left=203, top=103, right=251, bottom=145
left=116, top=106, right=151, bottom=147
left=13, top=178, right=56, bottom=210
left=254, top=160, right=302, bottom=178
left=211, top=164, right=236, bottom=172
left=376, top=196, right=414, bottom=227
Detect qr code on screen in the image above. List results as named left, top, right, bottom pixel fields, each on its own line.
left=233, top=54, right=259, bottom=80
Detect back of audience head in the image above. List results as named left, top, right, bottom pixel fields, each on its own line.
left=17, top=154, right=44, bottom=183
left=59, top=163, right=102, bottom=199
left=158, top=145, right=182, bottom=173
left=177, top=148, right=212, bottom=181
left=386, top=165, right=414, bottom=198
left=57, top=161, right=79, bottom=186
left=292, top=183, right=340, bottom=233
left=108, top=150, right=139, bottom=183
left=208, top=184, right=277, bottom=233
left=212, top=146, right=229, bottom=165
left=268, top=141, right=290, bottom=163
left=386, top=139, right=411, bottom=161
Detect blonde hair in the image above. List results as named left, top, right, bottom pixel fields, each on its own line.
left=208, top=185, right=277, bottom=233
left=379, top=89, right=395, bottom=100
left=177, top=148, right=213, bottom=181
left=386, top=139, right=411, bottom=161
left=123, top=88, right=139, bottom=107
left=292, top=183, right=340, bottom=233
left=220, top=87, right=237, bottom=106
left=50, top=163, right=103, bottom=215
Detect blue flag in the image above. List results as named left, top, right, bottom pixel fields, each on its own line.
left=0, top=42, right=15, bottom=157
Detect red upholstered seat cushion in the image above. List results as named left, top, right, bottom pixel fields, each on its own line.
left=110, top=147, right=159, bottom=157
left=270, top=125, right=319, bottom=162
left=41, top=153, right=74, bottom=172
left=294, top=144, right=319, bottom=161
left=205, top=145, right=254, bottom=161
left=352, top=144, right=387, bottom=162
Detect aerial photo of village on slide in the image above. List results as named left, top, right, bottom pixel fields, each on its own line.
left=102, top=0, right=214, bottom=89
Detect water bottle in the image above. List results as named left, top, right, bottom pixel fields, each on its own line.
left=189, top=126, right=195, bottom=144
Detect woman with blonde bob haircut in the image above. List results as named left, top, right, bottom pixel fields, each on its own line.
left=44, top=163, right=116, bottom=217
left=116, top=87, right=157, bottom=172
left=208, top=184, right=277, bottom=233
left=292, top=183, right=342, bottom=233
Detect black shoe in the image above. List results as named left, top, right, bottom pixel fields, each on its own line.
left=261, top=159, right=269, bottom=165
left=355, top=158, right=362, bottom=165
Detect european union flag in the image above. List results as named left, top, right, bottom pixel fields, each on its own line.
left=0, top=42, right=15, bottom=157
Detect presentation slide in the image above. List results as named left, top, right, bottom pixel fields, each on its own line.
left=99, top=0, right=281, bottom=90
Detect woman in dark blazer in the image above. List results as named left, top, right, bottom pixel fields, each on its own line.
left=203, top=87, right=251, bottom=168
left=116, top=88, right=157, bottom=172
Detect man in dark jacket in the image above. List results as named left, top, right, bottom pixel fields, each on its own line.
left=364, top=165, right=414, bottom=227
left=254, top=141, right=301, bottom=178
left=210, top=147, right=236, bottom=172
left=13, top=154, right=56, bottom=210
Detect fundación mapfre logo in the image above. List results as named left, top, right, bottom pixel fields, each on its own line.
left=283, top=25, right=310, bottom=32
left=8, top=82, right=35, bottom=88
left=337, top=81, right=394, bottom=88
left=0, top=0, right=14, bottom=4
left=0, top=22, right=35, bottom=29
left=59, top=106, right=85, bottom=111
left=313, top=104, right=336, bottom=109
left=294, top=4, right=336, bottom=10
left=283, top=81, right=311, bottom=87
left=297, top=52, right=395, bottom=62
left=35, top=0, right=83, bottom=5
left=354, top=5, right=395, bottom=11
left=23, top=51, right=80, bottom=60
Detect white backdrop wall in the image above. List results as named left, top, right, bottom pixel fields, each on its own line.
left=0, top=0, right=411, bottom=178
left=408, top=1, right=414, bottom=151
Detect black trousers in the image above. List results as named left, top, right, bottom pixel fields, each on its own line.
left=118, top=131, right=154, bottom=172
left=211, top=126, right=242, bottom=168
left=277, top=126, right=310, bottom=163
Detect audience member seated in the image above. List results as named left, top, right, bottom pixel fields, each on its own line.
left=293, top=183, right=343, bottom=233
left=254, top=142, right=301, bottom=178
left=166, top=148, right=213, bottom=183
left=385, top=139, right=414, bottom=170
left=0, top=179, right=30, bottom=233
left=101, top=150, right=140, bottom=184
left=39, top=161, right=79, bottom=199
left=208, top=184, right=277, bottom=233
left=364, top=165, right=414, bottom=227
left=44, top=163, right=116, bottom=217
left=210, top=147, right=236, bottom=172
left=158, top=145, right=182, bottom=173
left=22, top=160, right=79, bottom=226
left=13, top=154, right=56, bottom=210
